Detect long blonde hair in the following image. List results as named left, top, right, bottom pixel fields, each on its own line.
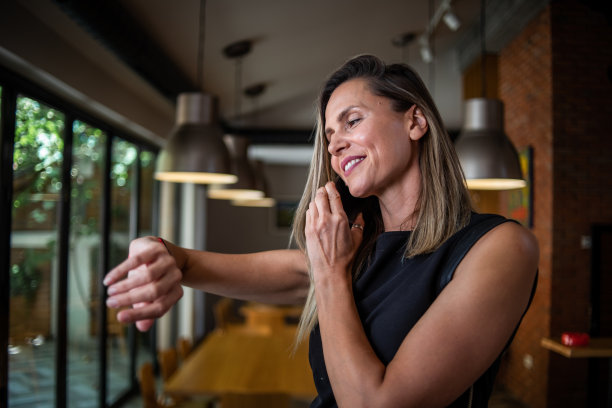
left=292, top=55, right=472, bottom=344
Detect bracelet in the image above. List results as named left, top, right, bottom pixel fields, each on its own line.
left=157, top=237, right=172, bottom=255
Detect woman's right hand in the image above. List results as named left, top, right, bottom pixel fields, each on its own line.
left=104, top=236, right=184, bottom=332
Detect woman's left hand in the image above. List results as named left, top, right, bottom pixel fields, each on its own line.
left=305, top=182, right=364, bottom=283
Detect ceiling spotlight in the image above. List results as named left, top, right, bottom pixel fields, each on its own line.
left=419, top=36, right=433, bottom=64
left=443, top=8, right=461, bottom=31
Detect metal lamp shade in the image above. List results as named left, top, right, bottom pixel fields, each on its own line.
left=207, top=135, right=264, bottom=200
left=155, top=93, right=237, bottom=184
left=231, top=160, right=276, bottom=207
left=455, top=98, right=526, bottom=190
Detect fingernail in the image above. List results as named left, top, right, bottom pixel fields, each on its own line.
left=103, top=276, right=111, bottom=286
left=106, top=298, right=118, bottom=308
left=107, top=286, right=116, bottom=296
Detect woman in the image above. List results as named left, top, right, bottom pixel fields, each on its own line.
left=104, top=55, right=538, bottom=407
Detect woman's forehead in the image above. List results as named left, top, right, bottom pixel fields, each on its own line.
left=325, top=79, right=381, bottom=121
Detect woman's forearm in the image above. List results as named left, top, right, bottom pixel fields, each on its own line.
left=315, top=273, right=386, bottom=407
left=165, top=241, right=310, bottom=304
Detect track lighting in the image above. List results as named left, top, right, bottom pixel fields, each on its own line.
left=419, top=35, right=433, bottom=63
left=443, top=8, right=461, bottom=31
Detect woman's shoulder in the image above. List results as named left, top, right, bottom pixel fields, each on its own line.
left=459, top=216, right=539, bottom=283
left=465, top=213, right=538, bottom=259
left=435, top=212, right=538, bottom=293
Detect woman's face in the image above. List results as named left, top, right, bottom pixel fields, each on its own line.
left=324, top=78, right=421, bottom=199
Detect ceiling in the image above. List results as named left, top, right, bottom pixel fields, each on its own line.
left=115, top=0, right=484, bottom=133
left=14, top=0, right=546, bottom=144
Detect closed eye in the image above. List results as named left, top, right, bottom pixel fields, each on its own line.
left=347, top=118, right=361, bottom=129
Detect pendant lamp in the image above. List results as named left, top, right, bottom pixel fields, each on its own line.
left=155, top=93, right=237, bottom=184
left=154, top=0, right=235, bottom=185
left=455, top=98, right=526, bottom=190
left=455, top=0, right=526, bottom=190
left=208, top=135, right=264, bottom=200
left=231, top=160, right=276, bottom=207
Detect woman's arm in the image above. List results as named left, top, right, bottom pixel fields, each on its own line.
left=307, top=183, right=538, bottom=408
left=104, top=236, right=309, bottom=331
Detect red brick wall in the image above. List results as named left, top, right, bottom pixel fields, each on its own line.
left=497, top=2, right=612, bottom=407
left=498, top=7, right=553, bottom=408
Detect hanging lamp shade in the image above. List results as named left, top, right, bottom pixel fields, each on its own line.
left=155, top=93, right=238, bottom=184
left=455, top=98, right=526, bottom=190
left=231, top=160, right=276, bottom=207
left=207, top=135, right=264, bottom=200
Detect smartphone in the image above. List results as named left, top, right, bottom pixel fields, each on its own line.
left=335, top=177, right=368, bottom=224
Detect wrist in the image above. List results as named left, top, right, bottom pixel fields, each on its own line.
left=157, top=237, right=171, bottom=255
left=314, top=268, right=353, bottom=297
left=156, top=238, right=186, bottom=273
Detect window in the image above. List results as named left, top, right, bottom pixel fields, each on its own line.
left=1, top=67, right=160, bottom=408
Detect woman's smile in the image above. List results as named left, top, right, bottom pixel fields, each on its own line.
left=341, top=155, right=365, bottom=176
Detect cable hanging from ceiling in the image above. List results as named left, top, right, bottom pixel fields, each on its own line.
left=154, top=0, right=236, bottom=185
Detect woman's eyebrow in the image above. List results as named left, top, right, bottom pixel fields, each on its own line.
left=325, top=105, right=358, bottom=136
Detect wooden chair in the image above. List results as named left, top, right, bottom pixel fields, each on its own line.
left=213, top=297, right=237, bottom=330
left=138, top=362, right=160, bottom=408
left=176, top=337, right=192, bottom=362
left=158, top=348, right=179, bottom=382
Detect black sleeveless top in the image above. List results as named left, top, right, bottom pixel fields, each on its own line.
left=308, top=213, right=537, bottom=407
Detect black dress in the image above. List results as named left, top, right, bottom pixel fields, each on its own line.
left=308, top=213, right=537, bottom=407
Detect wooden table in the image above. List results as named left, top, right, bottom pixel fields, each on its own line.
left=165, top=305, right=316, bottom=403
left=541, top=337, right=612, bottom=407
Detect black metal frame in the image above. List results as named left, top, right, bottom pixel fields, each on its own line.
left=0, top=79, right=17, bottom=408
left=0, top=64, right=160, bottom=408
left=588, top=224, right=612, bottom=408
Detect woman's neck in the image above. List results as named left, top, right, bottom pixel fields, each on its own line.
left=378, top=173, right=421, bottom=232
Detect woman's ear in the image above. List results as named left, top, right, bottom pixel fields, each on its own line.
left=405, top=105, right=428, bottom=141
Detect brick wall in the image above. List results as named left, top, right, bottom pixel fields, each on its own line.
left=496, top=2, right=612, bottom=407
left=497, top=7, right=553, bottom=408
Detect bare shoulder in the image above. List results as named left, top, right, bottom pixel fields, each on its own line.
left=476, top=221, right=538, bottom=268
left=456, top=220, right=539, bottom=291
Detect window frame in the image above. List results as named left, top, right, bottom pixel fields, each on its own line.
left=0, top=64, right=161, bottom=408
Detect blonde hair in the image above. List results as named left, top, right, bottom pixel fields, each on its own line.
left=292, top=55, right=472, bottom=344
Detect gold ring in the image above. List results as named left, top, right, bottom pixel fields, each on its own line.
left=351, top=224, right=364, bottom=230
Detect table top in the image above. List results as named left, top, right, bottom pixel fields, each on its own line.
left=541, top=337, right=612, bottom=358
left=165, top=320, right=316, bottom=398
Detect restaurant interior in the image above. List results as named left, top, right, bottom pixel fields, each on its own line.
left=1, top=0, right=611, bottom=407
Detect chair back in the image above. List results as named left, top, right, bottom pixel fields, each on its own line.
left=177, top=337, right=192, bottom=362
left=158, top=348, right=178, bottom=382
left=138, top=362, right=159, bottom=408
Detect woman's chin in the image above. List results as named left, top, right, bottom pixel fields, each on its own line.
left=346, top=184, right=370, bottom=199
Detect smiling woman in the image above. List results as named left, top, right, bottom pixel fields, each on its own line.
left=104, top=55, right=538, bottom=408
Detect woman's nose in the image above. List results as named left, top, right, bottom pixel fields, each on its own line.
left=327, top=135, right=348, bottom=156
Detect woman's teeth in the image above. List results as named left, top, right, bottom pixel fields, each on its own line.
left=344, top=157, right=364, bottom=173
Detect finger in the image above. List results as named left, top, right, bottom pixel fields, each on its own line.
left=107, top=255, right=174, bottom=296
left=325, top=182, right=344, bottom=215
left=132, top=302, right=155, bottom=332
left=103, top=249, right=158, bottom=286
left=307, top=201, right=319, bottom=223
left=116, top=285, right=183, bottom=324
left=314, top=186, right=332, bottom=215
left=107, top=265, right=182, bottom=309
left=135, top=319, right=155, bottom=332
left=351, top=213, right=365, bottom=244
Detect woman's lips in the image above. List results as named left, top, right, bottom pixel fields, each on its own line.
left=341, top=156, right=365, bottom=176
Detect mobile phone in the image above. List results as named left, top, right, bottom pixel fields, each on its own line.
left=335, top=177, right=367, bottom=224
